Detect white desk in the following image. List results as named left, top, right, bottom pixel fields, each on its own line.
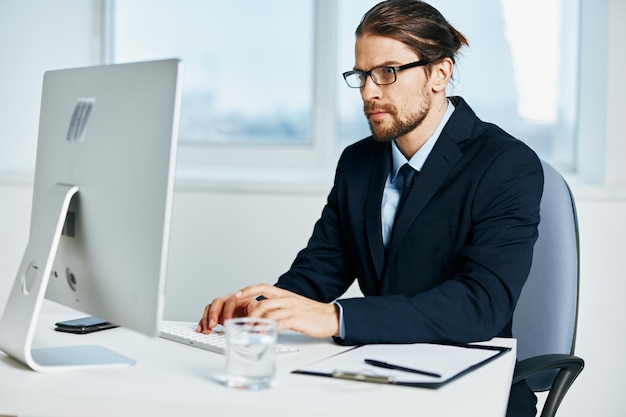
left=0, top=308, right=516, bottom=417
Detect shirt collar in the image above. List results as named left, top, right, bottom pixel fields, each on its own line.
left=390, top=99, right=455, bottom=182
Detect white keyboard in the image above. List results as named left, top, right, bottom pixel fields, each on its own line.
left=159, top=322, right=299, bottom=355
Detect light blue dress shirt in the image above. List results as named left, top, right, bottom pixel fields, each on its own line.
left=336, top=99, right=455, bottom=339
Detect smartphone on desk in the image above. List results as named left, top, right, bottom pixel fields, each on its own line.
left=55, top=316, right=118, bottom=334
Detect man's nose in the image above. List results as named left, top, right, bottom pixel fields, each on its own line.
left=360, top=76, right=383, bottom=102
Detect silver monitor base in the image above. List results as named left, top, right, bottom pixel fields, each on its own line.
left=30, top=345, right=135, bottom=369
left=0, top=184, right=136, bottom=372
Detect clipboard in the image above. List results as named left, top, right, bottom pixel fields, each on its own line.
left=293, top=342, right=511, bottom=389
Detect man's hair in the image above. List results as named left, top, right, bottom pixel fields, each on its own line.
left=356, top=0, right=468, bottom=64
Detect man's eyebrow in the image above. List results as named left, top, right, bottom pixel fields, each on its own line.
left=353, top=60, right=404, bottom=71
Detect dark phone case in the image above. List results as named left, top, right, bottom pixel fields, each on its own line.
left=54, top=316, right=117, bottom=334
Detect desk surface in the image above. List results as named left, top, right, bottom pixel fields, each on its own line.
left=0, top=307, right=516, bottom=417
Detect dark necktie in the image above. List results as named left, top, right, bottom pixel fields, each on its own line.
left=395, top=163, right=418, bottom=221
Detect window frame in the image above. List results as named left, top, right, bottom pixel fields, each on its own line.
left=101, top=0, right=611, bottom=195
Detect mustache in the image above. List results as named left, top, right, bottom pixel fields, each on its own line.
left=364, top=102, right=396, bottom=116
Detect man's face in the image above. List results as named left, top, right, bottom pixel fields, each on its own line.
left=354, top=34, right=432, bottom=143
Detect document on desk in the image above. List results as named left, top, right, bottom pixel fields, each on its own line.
left=293, top=342, right=511, bottom=389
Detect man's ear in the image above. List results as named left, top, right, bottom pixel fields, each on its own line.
left=430, top=57, right=453, bottom=92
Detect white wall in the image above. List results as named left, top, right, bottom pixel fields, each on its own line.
left=163, top=187, right=329, bottom=319
left=0, top=1, right=625, bottom=415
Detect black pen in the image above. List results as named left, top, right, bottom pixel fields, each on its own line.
left=364, top=358, right=441, bottom=378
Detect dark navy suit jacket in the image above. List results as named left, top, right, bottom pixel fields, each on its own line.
left=276, top=96, right=543, bottom=348
left=276, top=96, right=543, bottom=416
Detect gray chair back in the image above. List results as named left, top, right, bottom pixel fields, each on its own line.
left=512, top=159, right=580, bottom=391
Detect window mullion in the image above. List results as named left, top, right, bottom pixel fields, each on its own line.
left=100, top=0, right=115, bottom=65
left=311, top=0, right=339, bottom=170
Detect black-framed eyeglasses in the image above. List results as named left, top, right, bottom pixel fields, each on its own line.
left=342, top=59, right=431, bottom=88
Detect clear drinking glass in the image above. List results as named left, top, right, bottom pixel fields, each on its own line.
left=224, top=317, right=278, bottom=390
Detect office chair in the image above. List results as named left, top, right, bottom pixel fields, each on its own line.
left=512, top=160, right=584, bottom=417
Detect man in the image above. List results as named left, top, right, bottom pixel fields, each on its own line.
left=198, top=1, right=542, bottom=415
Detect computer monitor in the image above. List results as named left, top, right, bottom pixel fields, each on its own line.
left=0, top=59, right=183, bottom=371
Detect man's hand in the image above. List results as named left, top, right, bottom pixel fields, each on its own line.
left=197, top=283, right=340, bottom=339
left=196, top=290, right=259, bottom=334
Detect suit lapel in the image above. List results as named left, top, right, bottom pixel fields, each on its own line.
left=365, top=145, right=391, bottom=279
left=386, top=133, right=463, bottom=258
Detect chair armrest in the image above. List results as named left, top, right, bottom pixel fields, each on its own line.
left=513, top=353, right=584, bottom=417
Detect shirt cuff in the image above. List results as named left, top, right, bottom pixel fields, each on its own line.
left=333, top=300, right=345, bottom=339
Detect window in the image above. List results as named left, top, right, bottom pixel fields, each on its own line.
left=109, top=0, right=583, bottom=178
left=114, top=0, right=314, bottom=147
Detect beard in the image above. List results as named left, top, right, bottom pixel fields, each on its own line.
left=364, top=89, right=432, bottom=143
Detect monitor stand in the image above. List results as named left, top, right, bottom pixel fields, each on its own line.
left=0, top=184, right=135, bottom=372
